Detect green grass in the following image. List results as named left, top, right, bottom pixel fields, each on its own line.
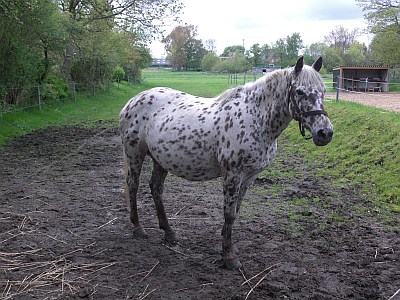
left=1, top=69, right=399, bottom=211
left=274, top=100, right=400, bottom=210
left=0, top=82, right=149, bottom=144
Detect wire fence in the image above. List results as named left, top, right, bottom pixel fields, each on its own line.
left=332, top=76, right=400, bottom=101
left=1, top=72, right=399, bottom=116
left=0, top=81, right=114, bottom=116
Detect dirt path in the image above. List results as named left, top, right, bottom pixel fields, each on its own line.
left=325, top=91, right=400, bottom=112
left=1, top=126, right=399, bottom=299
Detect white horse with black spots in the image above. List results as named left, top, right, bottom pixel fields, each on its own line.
left=119, top=57, right=333, bottom=269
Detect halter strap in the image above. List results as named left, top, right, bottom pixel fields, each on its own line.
left=288, top=85, right=328, bottom=139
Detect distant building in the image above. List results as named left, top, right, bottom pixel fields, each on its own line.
left=151, top=58, right=171, bottom=68
left=333, top=66, right=391, bottom=92
left=252, top=65, right=281, bottom=75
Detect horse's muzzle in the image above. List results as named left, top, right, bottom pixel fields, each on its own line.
left=312, top=128, right=333, bottom=146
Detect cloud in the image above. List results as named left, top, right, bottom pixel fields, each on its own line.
left=149, top=0, right=369, bottom=57
left=304, top=0, right=365, bottom=20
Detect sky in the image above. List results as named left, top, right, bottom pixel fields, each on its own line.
left=149, top=0, right=372, bottom=58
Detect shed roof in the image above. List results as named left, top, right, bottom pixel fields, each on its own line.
left=333, top=66, right=390, bottom=71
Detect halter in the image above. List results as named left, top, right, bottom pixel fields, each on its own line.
left=288, top=85, right=328, bottom=140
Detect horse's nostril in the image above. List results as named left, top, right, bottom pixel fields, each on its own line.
left=317, top=129, right=333, bottom=140
left=317, top=129, right=326, bottom=138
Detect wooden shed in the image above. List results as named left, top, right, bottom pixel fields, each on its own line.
left=333, top=66, right=390, bottom=92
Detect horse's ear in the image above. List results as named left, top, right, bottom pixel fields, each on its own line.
left=294, top=56, right=304, bottom=74
left=312, top=57, right=323, bottom=72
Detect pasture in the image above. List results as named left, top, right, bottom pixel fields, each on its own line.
left=1, top=70, right=399, bottom=299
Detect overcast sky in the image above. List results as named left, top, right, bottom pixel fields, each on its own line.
left=149, top=0, right=371, bottom=58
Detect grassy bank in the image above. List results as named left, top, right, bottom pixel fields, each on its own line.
left=0, top=82, right=150, bottom=144
left=1, top=70, right=399, bottom=211
left=274, top=100, right=400, bottom=211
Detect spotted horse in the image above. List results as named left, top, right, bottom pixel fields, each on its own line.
left=119, top=57, right=333, bottom=269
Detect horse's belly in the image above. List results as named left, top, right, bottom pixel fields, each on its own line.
left=146, top=126, right=221, bottom=181
left=151, top=149, right=222, bottom=181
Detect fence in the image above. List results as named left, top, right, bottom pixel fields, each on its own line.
left=0, top=82, right=112, bottom=116
left=2, top=72, right=399, bottom=115
left=333, top=75, right=400, bottom=102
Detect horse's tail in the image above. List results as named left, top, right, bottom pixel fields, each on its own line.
left=123, top=150, right=131, bottom=211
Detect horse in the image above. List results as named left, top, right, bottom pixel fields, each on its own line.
left=119, top=56, right=333, bottom=269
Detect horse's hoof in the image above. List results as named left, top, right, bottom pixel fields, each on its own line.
left=224, top=257, right=242, bottom=270
left=164, top=232, right=179, bottom=245
left=133, top=227, right=148, bottom=238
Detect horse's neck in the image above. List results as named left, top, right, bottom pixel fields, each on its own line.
left=252, top=71, right=293, bottom=139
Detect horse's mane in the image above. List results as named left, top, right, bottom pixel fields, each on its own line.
left=215, top=64, right=324, bottom=106
left=215, top=68, right=289, bottom=106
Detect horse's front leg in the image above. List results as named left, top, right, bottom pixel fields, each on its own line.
left=222, top=174, right=243, bottom=269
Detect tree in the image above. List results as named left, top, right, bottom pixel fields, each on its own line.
left=270, top=33, right=303, bottom=67
left=324, top=26, right=359, bottom=55
left=214, top=52, right=251, bottom=73
left=260, top=44, right=273, bottom=65
left=162, top=25, right=205, bottom=70
left=356, top=0, right=400, bottom=34
left=323, top=47, right=344, bottom=71
left=0, top=0, right=67, bottom=105
left=246, top=44, right=262, bottom=66
left=286, top=33, right=303, bottom=62
left=369, top=30, right=400, bottom=65
left=303, top=43, right=328, bottom=65
left=221, top=45, right=245, bottom=57
left=344, top=42, right=367, bottom=65
left=185, top=38, right=207, bottom=70
left=201, top=53, right=220, bottom=71
left=357, top=0, right=400, bottom=66
left=273, top=38, right=287, bottom=65
left=59, top=0, right=182, bottom=80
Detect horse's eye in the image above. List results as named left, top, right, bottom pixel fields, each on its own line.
left=296, top=89, right=305, bottom=96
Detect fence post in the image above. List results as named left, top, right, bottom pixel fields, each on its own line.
left=335, top=76, right=339, bottom=102
left=73, top=82, right=76, bottom=102
left=37, top=85, right=41, bottom=110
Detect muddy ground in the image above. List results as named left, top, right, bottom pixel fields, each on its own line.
left=0, top=125, right=399, bottom=300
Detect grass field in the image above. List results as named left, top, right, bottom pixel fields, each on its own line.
left=1, top=69, right=399, bottom=211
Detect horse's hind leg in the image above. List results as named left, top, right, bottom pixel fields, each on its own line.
left=124, top=152, right=148, bottom=238
left=149, top=158, right=178, bottom=244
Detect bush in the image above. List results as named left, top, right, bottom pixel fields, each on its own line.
left=112, top=66, right=126, bottom=82
left=41, top=74, right=70, bottom=104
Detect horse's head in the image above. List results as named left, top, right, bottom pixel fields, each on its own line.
left=289, top=56, right=333, bottom=146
